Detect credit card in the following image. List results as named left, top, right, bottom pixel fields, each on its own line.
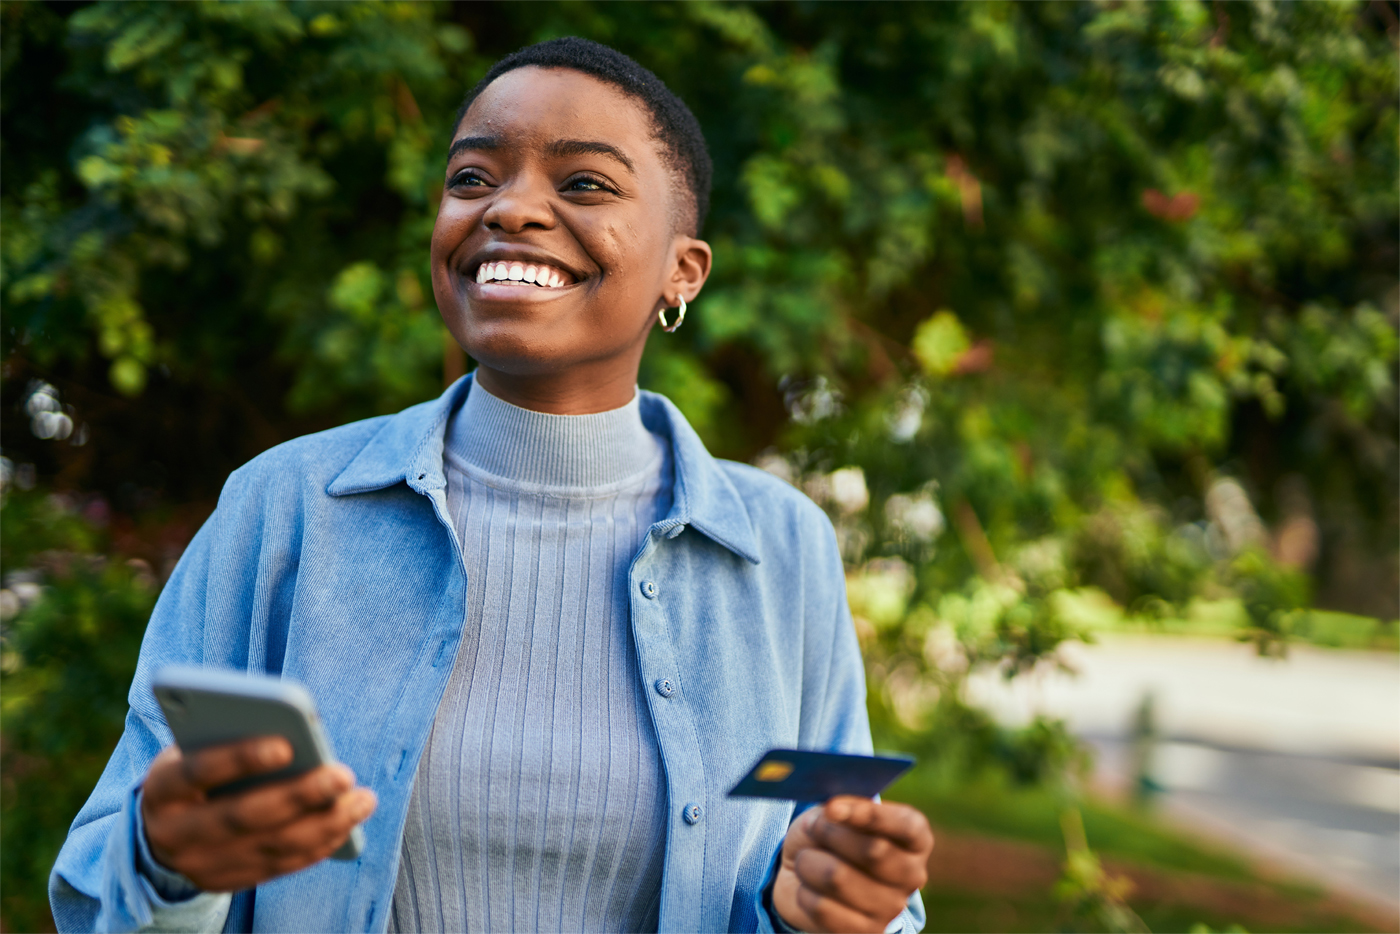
left=727, top=748, right=915, bottom=802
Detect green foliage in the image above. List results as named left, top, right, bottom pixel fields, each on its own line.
left=4, top=2, right=1394, bottom=565
left=1229, top=547, right=1311, bottom=655
left=3, top=0, right=465, bottom=415
left=2, top=3, right=1397, bottom=927
left=1, top=490, right=158, bottom=934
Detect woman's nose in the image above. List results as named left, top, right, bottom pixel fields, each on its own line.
left=482, top=178, right=555, bottom=233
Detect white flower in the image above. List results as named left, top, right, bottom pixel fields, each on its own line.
left=887, top=385, right=927, bottom=442
left=886, top=491, right=945, bottom=541
left=828, top=467, right=869, bottom=514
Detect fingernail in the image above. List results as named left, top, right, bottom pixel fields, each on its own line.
left=827, top=800, right=851, bottom=821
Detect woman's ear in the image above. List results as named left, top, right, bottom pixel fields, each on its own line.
left=668, top=235, right=713, bottom=304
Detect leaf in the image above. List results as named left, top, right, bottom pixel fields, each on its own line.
left=913, top=311, right=972, bottom=378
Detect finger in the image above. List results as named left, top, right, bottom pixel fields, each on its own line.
left=180, top=737, right=294, bottom=792
left=213, top=765, right=355, bottom=834
left=781, top=806, right=821, bottom=862
left=178, top=789, right=375, bottom=891
left=793, top=848, right=912, bottom=919
left=249, top=789, right=376, bottom=862
left=824, top=798, right=934, bottom=853
left=807, top=819, right=928, bottom=891
left=142, top=745, right=194, bottom=807
left=795, top=884, right=887, bottom=934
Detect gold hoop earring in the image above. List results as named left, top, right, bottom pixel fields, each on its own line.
left=658, top=295, right=687, bottom=333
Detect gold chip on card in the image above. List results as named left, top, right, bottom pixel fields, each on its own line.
left=755, top=760, right=795, bottom=782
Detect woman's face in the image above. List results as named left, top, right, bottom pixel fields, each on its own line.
left=432, top=67, right=711, bottom=407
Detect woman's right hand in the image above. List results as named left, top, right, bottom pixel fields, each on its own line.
left=140, top=737, right=377, bottom=892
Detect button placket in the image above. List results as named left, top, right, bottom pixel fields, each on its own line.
left=630, top=547, right=707, bottom=923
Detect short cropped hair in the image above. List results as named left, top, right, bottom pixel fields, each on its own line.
left=454, top=37, right=712, bottom=236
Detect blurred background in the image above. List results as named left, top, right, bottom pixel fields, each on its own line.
left=2, top=2, right=1396, bottom=931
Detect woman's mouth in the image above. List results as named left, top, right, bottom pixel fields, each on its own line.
left=474, top=261, right=576, bottom=289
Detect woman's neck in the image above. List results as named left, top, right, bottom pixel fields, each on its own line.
left=472, top=357, right=642, bottom=415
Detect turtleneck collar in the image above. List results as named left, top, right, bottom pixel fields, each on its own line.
left=444, top=378, right=663, bottom=489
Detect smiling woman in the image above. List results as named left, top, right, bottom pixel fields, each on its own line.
left=47, top=38, right=931, bottom=934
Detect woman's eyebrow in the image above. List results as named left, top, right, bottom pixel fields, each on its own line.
left=447, top=136, right=502, bottom=160
left=547, top=139, right=635, bottom=173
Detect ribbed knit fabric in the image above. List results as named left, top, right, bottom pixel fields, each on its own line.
left=388, top=381, right=672, bottom=934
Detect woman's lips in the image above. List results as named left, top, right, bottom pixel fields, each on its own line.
left=474, top=260, right=575, bottom=289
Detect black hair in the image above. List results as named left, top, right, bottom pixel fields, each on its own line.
left=454, top=37, right=712, bottom=235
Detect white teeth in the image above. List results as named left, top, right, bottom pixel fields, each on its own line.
left=477, top=261, right=570, bottom=288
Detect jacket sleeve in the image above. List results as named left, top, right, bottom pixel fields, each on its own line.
left=754, top=517, right=927, bottom=934
left=48, top=510, right=235, bottom=934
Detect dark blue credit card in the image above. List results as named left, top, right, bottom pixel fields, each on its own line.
left=727, top=748, right=915, bottom=802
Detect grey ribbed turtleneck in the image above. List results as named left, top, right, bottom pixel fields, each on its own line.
left=388, top=380, right=671, bottom=934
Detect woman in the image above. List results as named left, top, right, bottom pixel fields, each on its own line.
left=50, top=38, right=933, bottom=934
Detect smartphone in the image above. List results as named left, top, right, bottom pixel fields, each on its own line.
left=152, top=665, right=364, bottom=860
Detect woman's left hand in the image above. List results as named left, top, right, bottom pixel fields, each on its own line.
left=772, top=796, right=933, bottom=934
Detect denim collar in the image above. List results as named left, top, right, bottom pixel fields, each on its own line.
left=326, top=373, right=760, bottom=564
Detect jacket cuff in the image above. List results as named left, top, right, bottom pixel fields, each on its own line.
left=94, top=781, right=232, bottom=933
left=132, top=790, right=202, bottom=902
left=885, top=902, right=924, bottom=934
left=754, top=840, right=784, bottom=934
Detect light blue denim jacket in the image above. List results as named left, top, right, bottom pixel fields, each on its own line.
left=49, top=376, right=926, bottom=934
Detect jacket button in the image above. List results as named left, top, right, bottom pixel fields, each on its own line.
left=683, top=803, right=703, bottom=825
left=654, top=678, right=676, bottom=698
left=640, top=580, right=658, bottom=599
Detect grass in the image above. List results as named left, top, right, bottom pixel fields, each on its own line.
left=1054, top=589, right=1400, bottom=652
left=882, top=768, right=1393, bottom=933
left=893, top=779, right=1256, bottom=881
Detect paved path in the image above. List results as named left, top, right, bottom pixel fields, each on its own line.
left=964, top=635, right=1400, bottom=911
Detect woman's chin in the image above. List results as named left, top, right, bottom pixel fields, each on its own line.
left=455, top=323, right=589, bottom=377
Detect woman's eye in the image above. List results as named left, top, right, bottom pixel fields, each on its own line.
left=564, top=175, right=613, bottom=194
left=448, top=170, right=490, bottom=188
